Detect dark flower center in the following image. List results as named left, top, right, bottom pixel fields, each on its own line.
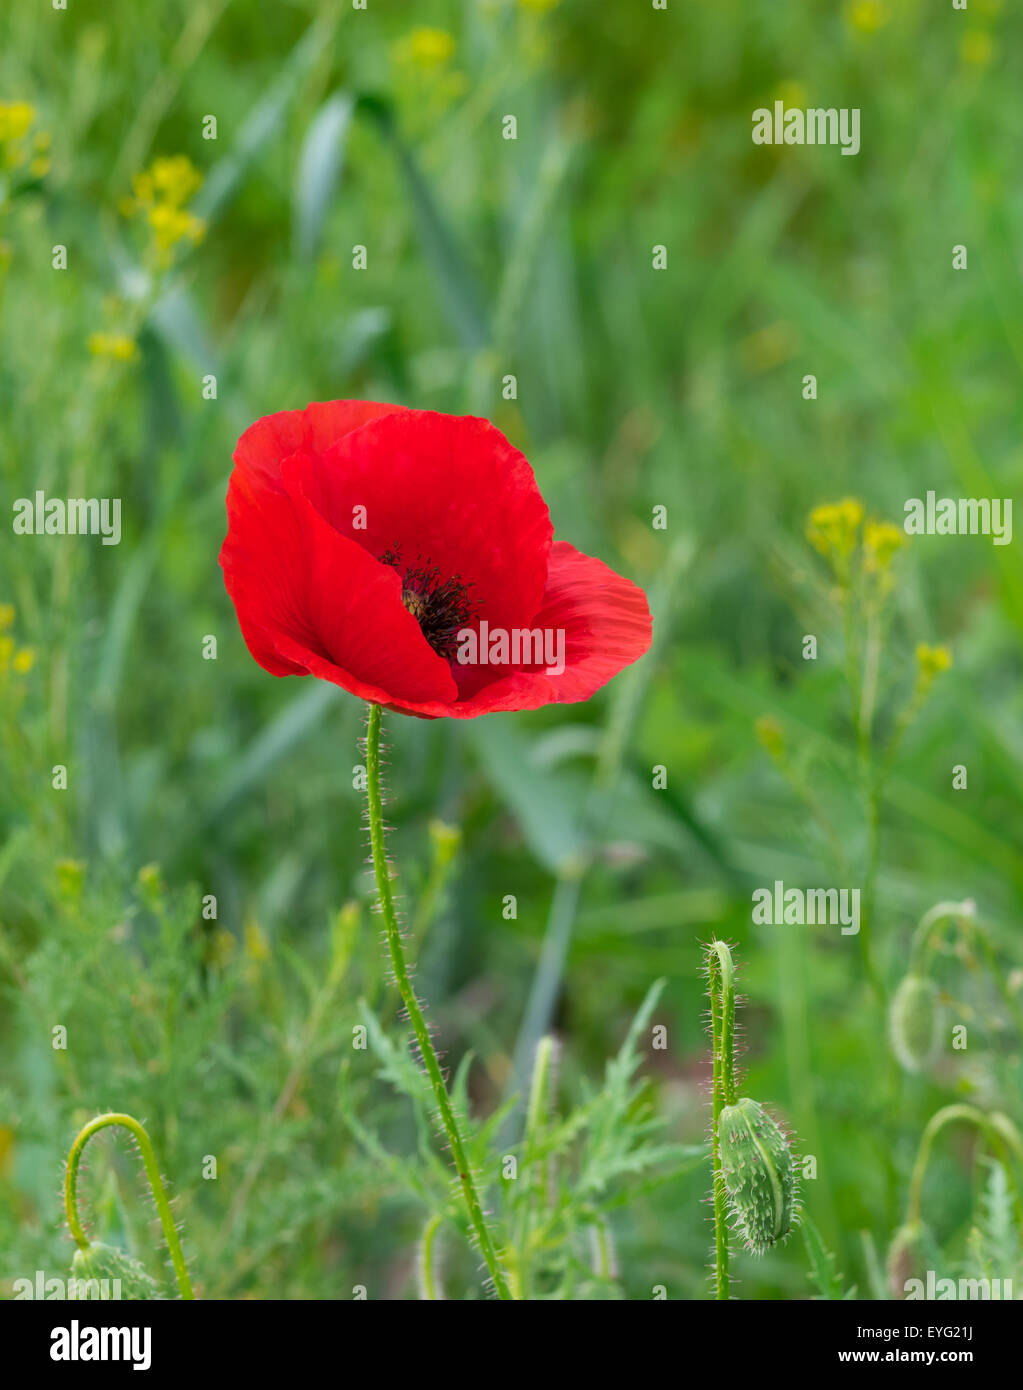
left=380, top=545, right=478, bottom=660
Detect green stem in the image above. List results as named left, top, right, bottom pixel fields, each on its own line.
left=707, top=940, right=736, bottom=1299
left=417, top=1213, right=444, bottom=1301
left=908, top=898, right=974, bottom=975
left=364, top=702, right=513, bottom=1300
left=64, top=1112, right=193, bottom=1300
left=906, top=1104, right=1023, bottom=1229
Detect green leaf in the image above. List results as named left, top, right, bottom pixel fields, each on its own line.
left=802, top=1211, right=853, bottom=1300
left=293, top=92, right=355, bottom=261
left=469, top=717, right=585, bottom=875
left=358, top=94, right=490, bottom=353
left=194, top=12, right=339, bottom=226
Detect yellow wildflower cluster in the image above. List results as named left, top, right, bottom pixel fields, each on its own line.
left=806, top=497, right=864, bottom=559
left=807, top=499, right=911, bottom=600
left=87, top=331, right=138, bottom=362
left=120, top=154, right=205, bottom=267
left=392, top=27, right=456, bottom=70
left=960, top=30, right=994, bottom=69
left=390, top=28, right=466, bottom=117
left=0, top=603, right=34, bottom=676
left=915, top=643, right=953, bottom=682
left=863, top=519, right=906, bottom=573
left=56, top=859, right=85, bottom=900
left=846, top=0, right=890, bottom=34
left=0, top=101, right=50, bottom=178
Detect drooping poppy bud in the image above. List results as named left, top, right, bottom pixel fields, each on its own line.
left=717, top=1096, right=799, bottom=1255
left=889, top=974, right=942, bottom=1074
left=71, top=1242, right=162, bottom=1299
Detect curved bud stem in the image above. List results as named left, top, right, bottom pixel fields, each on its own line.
left=64, top=1112, right=194, bottom=1300
left=907, top=1103, right=1023, bottom=1229
left=908, top=899, right=975, bottom=975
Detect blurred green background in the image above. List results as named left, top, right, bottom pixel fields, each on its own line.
left=1, top=0, right=1022, bottom=1300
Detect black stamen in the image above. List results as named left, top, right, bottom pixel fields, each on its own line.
left=379, top=546, right=479, bottom=659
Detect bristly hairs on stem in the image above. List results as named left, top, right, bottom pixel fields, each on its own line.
left=705, top=939, right=737, bottom=1300
left=363, top=701, right=514, bottom=1300
left=64, top=1111, right=194, bottom=1300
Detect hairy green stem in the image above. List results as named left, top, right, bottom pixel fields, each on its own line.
left=64, top=1112, right=193, bottom=1300
left=707, top=940, right=736, bottom=1299
left=364, top=702, right=512, bottom=1300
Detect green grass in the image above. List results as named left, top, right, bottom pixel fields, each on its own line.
left=1, top=0, right=1021, bottom=1300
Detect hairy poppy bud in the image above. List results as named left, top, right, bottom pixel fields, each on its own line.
left=718, top=1096, right=799, bottom=1254
left=889, top=974, right=942, bottom=1074
left=71, top=1242, right=162, bottom=1299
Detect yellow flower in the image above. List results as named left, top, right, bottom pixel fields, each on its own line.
left=0, top=101, right=35, bottom=143
left=846, top=0, right=889, bottom=34
left=774, top=80, right=808, bottom=112
left=11, top=647, right=34, bottom=674
left=149, top=154, right=202, bottom=207
left=960, top=31, right=994, bottom=68
left=87, top=332, right=138, bottom=361
left=244, top=918, right=271, bottom=962
left=806, top=497, right=864, bottom=558
left=863, top=519, right=906, bottom=571
left=56, top=859, right=85, bottom=898
left=147, top=202, right=205, bottom=253
left=394, top=27, right=456, bottom=69
left=0, top=603, right=14, bottom=630
left=915, top=643, right=952, bottom=680
left=137, top=862, right=164, bottom=896
left=28, top=155, right=49, bottom=179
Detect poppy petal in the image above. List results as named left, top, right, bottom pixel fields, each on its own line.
left=373, top=540, right=653, bottom=719
left=220, top=452, right=457, bottom=704
left=287, top=409, right=553, bottom=633
left=234, top=399, right=406, bottom=491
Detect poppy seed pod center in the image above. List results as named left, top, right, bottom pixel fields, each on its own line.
left=380, top=545, right=479, bottom=660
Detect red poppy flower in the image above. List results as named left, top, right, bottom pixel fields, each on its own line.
left=219, top=401, right=652, bottom=718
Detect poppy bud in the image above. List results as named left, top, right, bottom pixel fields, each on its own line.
left=718, top=1096, right=798, bottom=1254
left=889, top=974, right=942, bottom=1074
left=71, top=1242, right=162, bottom=1299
